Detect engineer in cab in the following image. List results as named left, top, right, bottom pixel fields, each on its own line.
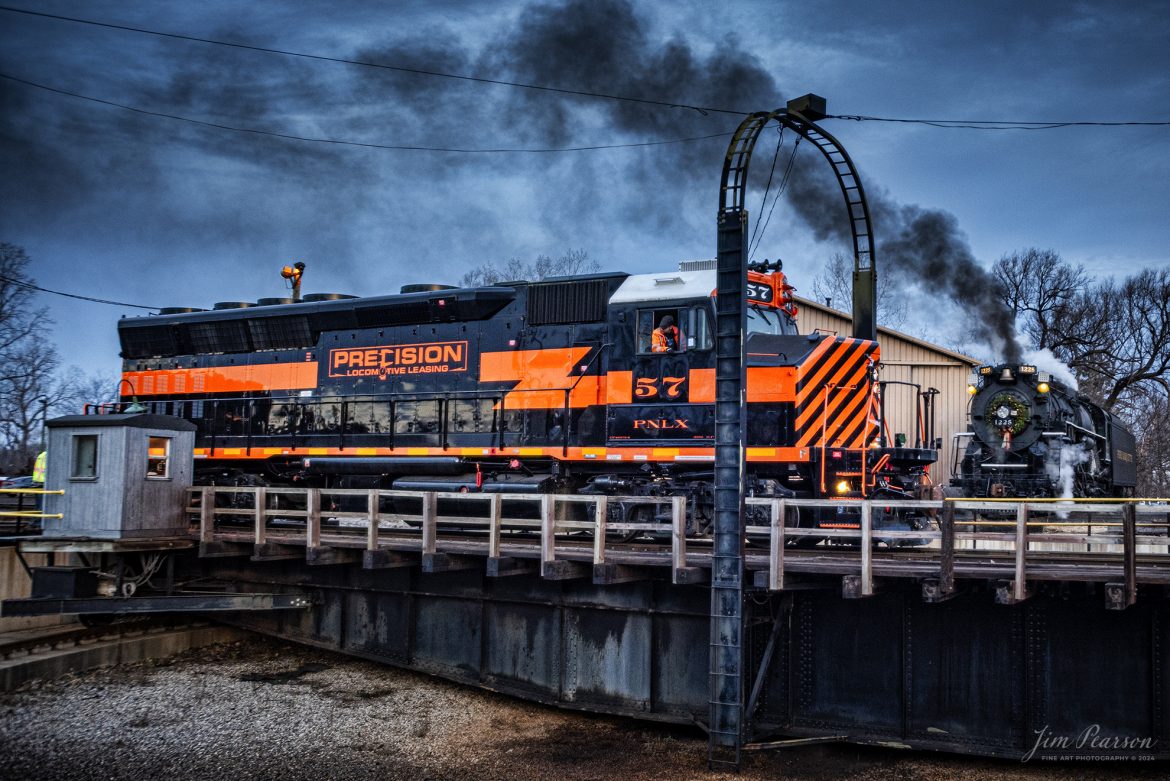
left=651, top=315, right=681, bottom=352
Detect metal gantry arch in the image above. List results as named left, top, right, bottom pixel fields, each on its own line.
left=719, top=105, right=876, bottom=340
left=707, top=97, right=876, bottom=770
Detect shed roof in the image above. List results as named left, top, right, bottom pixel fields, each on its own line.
left=793, top=296, right=981, bottom=366
left=47, top=414, right=197, bottom=431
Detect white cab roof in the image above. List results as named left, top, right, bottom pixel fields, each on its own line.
left=608, top=270, right=716, bottom=304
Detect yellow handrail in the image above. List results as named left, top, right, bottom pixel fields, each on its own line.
left=944, top=497, right=1169, bottom=503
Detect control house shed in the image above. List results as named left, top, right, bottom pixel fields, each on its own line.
left=42, top=414, right=195, bottom=540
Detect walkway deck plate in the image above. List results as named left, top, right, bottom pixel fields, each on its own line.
left=1, top=592, right=313, bottom=616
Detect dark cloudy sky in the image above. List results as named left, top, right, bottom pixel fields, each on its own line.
left=1, top=0, right=1167, bottom=379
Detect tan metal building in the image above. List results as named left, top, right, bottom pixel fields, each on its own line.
left=793, top=296, right=979, bottom=485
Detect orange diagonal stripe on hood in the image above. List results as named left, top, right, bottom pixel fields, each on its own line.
left=480, top=347, right=599, bottom=409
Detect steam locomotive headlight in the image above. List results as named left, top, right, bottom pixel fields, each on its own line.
left=1037, top=382, right=1050, bottom=394
left=835, top=479, right=851, bottom=495
left=967, top=383, right=977, bottom=396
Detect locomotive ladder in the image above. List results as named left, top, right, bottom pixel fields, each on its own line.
left=711, top=96, right=878, bottom=771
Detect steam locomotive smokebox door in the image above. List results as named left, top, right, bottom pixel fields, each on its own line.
left=43, top=414, right=196, bottom=540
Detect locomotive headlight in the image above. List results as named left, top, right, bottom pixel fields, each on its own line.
left=967, top=383, right=978, bottom=396
left=1037, top=382, right=1050, bottom=394
left=835, top=479, right=851, bottom=495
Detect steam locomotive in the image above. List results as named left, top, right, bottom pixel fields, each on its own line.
left=115, top=261, right=937, bottom=532
left=952, top=363, right=1136, bottom=498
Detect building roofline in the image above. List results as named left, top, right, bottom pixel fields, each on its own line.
left=794, top=296, right=981, bottom=366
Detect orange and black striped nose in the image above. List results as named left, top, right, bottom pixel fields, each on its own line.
left=793, top=337, right=879, bottom=449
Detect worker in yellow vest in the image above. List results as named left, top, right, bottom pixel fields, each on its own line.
left=32, top=450, right=46, bottom=511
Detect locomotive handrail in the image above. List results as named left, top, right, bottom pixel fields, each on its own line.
left=944, top=496, right=1169, bottom=504
left=145, top=382, right=598, bottom=454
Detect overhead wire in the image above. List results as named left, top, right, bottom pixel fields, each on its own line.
left=750, top=135, right=801, bottom=259
left=748, top=126, right=785, bottom=260
left=827, top=114, right=1170, bottom=129
left=4, top=6, right=1167, bottom=130
left=0, top=273, right=159, bottom=310
left=0, top=5, right=747, bottom=117
left=0, top=72, right=733, bottom=154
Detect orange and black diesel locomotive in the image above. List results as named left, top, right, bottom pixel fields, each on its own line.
left=116, top=262, right=936, bottom=532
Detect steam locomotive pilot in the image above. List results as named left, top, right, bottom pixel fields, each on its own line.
left=651, top=315, right=681, bottom=353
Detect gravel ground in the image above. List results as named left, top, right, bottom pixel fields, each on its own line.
left=0, top=637, right=1160, bottom=781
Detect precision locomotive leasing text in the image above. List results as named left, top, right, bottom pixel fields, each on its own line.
left=329, top=341, right=469, bottom=378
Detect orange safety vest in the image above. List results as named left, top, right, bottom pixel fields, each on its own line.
left=651, top=326, right=680, bottom=352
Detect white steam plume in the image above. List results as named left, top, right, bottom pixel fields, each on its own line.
left=1046, top=441, right=1089, bottom=518
left=1017, top=329, right=1078, bottom=390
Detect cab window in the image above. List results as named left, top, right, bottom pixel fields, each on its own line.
left=638, top=309, right=679, bottom=354
left=636, top=306, right=713, bottom=354
left=747, top=304, right=798, bottom=336
left=641, top=306, right=711, bottom=355
left=684, top=307, right=713, bottom=350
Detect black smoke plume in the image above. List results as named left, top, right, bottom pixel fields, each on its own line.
left=788, top=155, right=1022, bottom=359
left=0, top=0, right=1021, bottom=364
left=874, top=202, right=1022, bottom=361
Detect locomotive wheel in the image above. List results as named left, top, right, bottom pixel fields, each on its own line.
left=609, top=504, right=651, bottom=543
left=786, top=506, right=826, bottom=548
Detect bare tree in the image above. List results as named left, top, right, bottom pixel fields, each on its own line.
left=1058, top=268, right=1170, bottom=410
left=59, top=369, right=122, bottom=411
left=992, top=250, right=1170, bottom=493
left=991, top=251, right=1170, bottom=408
left=1133, top=394, right=1170, bottom=497
left=0, top=243, right=44, bottom=353
left=993, top=248, right=1090, bottom=350
left=460, top=249, right=599, bottom=287
left=0, top=337, right=75, bottom=473
left=809, top=252, right=907, bottom=329
left=0, top=243, right=100, bottom=473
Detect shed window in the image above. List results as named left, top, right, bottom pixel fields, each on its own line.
left=71, top=435, right=98, bottom=479
left=148, top=436, right=171, bottom=479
